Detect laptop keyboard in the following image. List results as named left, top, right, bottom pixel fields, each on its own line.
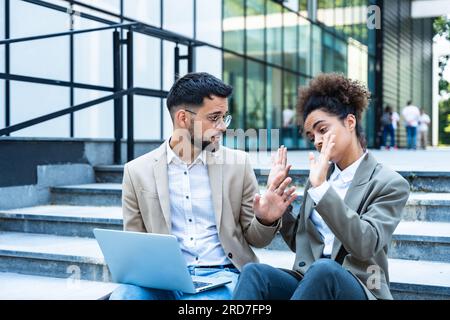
left=193, top=280, right=213, bottom=289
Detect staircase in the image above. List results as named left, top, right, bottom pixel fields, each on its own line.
left=1, top=165, right=449, bottom=300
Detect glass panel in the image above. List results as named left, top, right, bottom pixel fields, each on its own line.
left=124, top=0, right=160, bottom=27
left=284, top=0, right=298, bottom=12
left=11, top=81, right=70, bottom=137
left=283, top=9, right=298, bottom=72
left=163, top=0, right=194, bottom=38
left=10, top=0, right=69, bottom=81
left=75, top=0, right=120, bottom=14
left=246, top=0, right=264, bottom=60
left=317, top=0, right=334, bottom=27
left=223, top=53, right=245, bottom=130
left=322, top=31, right=334, bottom=72
left=298, top=16, right=310, bottom=75
left=223, top=0, right=245, bottom=54
left=195, top=46, right=222, bottom=79
left=266, top=66, right=282, bottom=132
left=134, top=34, right=161, bottom=90
left=266, top=0, right=282, bottom=66
left=74, top=89, right=113, bottom=138
left=162, top=98, right=173, bottom=139
left=196, top=0, right=222, bottom=46
left=246, top=60, right=265, bottom=129
left=282, top=71, right=298, bottom=148
left=0, top=0, right=4, bottom=73
left=74, top=16, right=113, bottom=87
left=334, top=37, right=347, bottom=74
left=0, top=80, right=4, bottom=129
left=311, top=24, right=322, bottom=76
left=163, top=41, right=189, bottom=91
left=132, top=96, right=161, bottom=140
left=299, top=0, right=308, bottom=17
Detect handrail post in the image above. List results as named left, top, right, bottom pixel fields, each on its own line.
left=126, top=30, right=134, bottom=162
left=5, top=0, right=10, bottom=134
left=113, top=30, right=123, bottom=164
left=187, top=44, right=194, bottom=73
left=174, top=44, right=180, bottom=82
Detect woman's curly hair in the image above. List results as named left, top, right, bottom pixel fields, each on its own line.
left=296, top=73, right=371, bottom=148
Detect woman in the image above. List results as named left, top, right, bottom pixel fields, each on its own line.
left=233, top=73, right=410, bottom=300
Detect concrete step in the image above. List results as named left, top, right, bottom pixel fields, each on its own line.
left=390, top=221, right=450, bottom=262
left=253, top=248, right=450, bottom=300
left=0, top=231, right=110, bottom=282
left=95, top=165, right=450, bottom=193
left=0, top=231, right=448, bottom=299
left=0, top=272, right=119, bottom=300
left=0, top=205, right=122, bottom=237
left=266, top=221, right=450, bottom=263
left=50, top=182, right=450, bottom=223
left=51, top=183, right=121, bottom=206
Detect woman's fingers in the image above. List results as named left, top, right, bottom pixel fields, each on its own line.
left=282, top=146, right=287, bottom=167
left=309, top=152, right=315, bottom=166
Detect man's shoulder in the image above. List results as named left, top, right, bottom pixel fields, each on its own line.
left=125, top=144, right=165, bottom=171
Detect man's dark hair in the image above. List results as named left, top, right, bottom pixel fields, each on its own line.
left=166, top=72, right=233, bottom=116
left=407, top=100, right=412, bottom=105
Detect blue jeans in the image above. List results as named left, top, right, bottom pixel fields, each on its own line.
left=406, top=126, right=417, bottom=149
left=382, top=124, right=395, bottom=147
left=109, top=266, right=239, bottom=300
left=232, top=259, right=367, bottom=300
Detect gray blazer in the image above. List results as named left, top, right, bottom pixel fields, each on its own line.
left=280, top=152, right=410, bottom=300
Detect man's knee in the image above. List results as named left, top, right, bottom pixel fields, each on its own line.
left=305, top=259, right=342, bottom=281
left=239, top=263, right=273, bottom=282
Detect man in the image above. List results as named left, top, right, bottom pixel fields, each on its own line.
left=402, top=101, right=420, bottom=150
left=109, top=72, right=296, bottom=300
left=418, top=108, right=431, bottom=149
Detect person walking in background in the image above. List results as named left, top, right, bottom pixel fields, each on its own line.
left=418, top=108, right=431, bottom=150
left=391, top=108, right=400, bottom=149
left=402, top=101, right=420, bottom=150
left=380, top=106, right=395, bottom=150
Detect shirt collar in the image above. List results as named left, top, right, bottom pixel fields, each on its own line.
left=166, top=139, right=206, bottom=166
left=330, top=151, right=368, bottom=184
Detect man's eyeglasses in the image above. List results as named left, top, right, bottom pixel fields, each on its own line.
left=185, top=109, right=232, bottom=128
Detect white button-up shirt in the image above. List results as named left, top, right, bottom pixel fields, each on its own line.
left=166, top=142, right=229, bottom=267
left=308, top=152, right=367, bottom=256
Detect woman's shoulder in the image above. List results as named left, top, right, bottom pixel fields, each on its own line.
left=371, top=160, right=410, bottom=191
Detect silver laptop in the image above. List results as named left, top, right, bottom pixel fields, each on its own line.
left=93, top=229, right=232, bottom=294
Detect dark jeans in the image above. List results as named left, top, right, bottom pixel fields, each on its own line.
left=406, top=126, right=417, bottom=149
left=232, top=259, right=367, bottom=300
left=382, top=124, right=395, bottom=147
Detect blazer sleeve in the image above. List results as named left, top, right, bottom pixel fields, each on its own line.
left=314, top=176, right=410, bottom=261
left=122, top=164, right=147, bottom=232
left=239, top=154, right=281, bottom=248
left=280, top=208, right=297, bottom=252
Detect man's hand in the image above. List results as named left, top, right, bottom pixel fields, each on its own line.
left=309, top=132, right=335, bottom=188
left=253, top=171, right=297, bottom=226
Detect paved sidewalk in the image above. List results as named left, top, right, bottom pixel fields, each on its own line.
left=247, top=147, right=450, bottom=172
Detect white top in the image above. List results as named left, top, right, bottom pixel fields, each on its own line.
left=391, top=111, right=400, bottom=130
left=402, top=105, right=421, bottom=127
left=283, top=109, right=295, bottom=127
left=166, top=142, right=229, bottom=267
left=307, top=152, right=368, bottom=256
left=419, top=113, right=431, bottom=132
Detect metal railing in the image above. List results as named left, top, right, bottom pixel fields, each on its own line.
left=0, top=0, right=205, bottom=163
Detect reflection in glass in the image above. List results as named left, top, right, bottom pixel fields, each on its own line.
left=246, top=60, right=265, bottom=129
left=246, top=0, right=264, bottom=60
left=266, top=0, right=282, bottom=66
left=223, top=0, right=245, bottom=54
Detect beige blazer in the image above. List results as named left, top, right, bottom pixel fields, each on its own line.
left=122, top=141, right=281, bottom=271
left=280, top=153, right=410, bottom=300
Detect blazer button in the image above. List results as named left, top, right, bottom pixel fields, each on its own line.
left=298, top=261, right=306, bottom=267
left=228, top=253, right=233, bottom=259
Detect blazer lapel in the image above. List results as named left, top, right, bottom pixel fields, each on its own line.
left=207, top=149, right=223, bottom=232
left=331, top=152, right=378, bottom=260
left=153, top=142, right=172, bottom=233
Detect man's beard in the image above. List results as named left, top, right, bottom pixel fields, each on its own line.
left=189, top=127, right=220, bottom=153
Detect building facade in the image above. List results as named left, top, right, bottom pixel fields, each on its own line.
left=0, top=0, right=434, bottom=150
